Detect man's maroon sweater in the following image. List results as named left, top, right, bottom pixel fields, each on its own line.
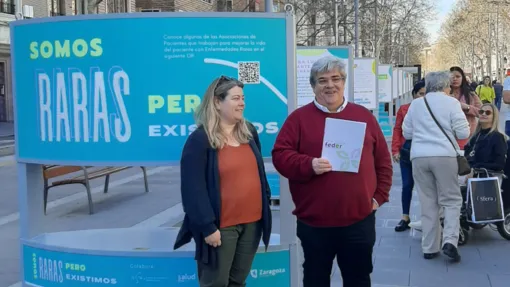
left=272, top=102, right=393, bottom=227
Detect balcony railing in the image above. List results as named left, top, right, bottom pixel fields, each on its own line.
left=0, top=1, right=15, bottom=15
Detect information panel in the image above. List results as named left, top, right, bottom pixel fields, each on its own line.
left=378, top=64, right=392, bottom=103
left=354, top=58, right=377, bottom=110
left=296, top=47, right=352, bottom=108
left=392, top=68, right=398, bottom=99
left=398, top=70, right=403, bottom=96
left=11, top=15, right=289, bottom=164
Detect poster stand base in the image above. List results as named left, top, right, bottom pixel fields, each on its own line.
left=21, top=228, right=290, bottom=286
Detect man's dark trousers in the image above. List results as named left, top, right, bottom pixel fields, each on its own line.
left=297, top=211, right=377, bottom=287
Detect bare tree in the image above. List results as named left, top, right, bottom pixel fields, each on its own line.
left=429, top=0, right=510, bottom=80
left=289, top=0, right=434, bottom=65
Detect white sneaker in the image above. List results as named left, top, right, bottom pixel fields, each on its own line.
left=409, top=220, right=422, bottom=231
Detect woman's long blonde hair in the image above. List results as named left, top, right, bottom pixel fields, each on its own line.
left=470, top=103, right=508, bottom=141
left=195, top=76, right=252, bottom=149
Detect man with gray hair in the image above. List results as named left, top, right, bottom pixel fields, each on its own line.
left=403, top=71, right=470, bottom=262
left=272, top=55, right=392, bottom=286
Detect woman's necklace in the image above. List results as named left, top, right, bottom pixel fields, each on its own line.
left=469, top=133, right=483, bottom=157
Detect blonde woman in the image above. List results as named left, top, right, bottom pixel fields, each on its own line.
left=464, top=103, right=508, bottom=172
left=174, top=75, right=272, bottom=287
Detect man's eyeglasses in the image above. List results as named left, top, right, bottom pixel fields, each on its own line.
left=317, top=76, right=346, bottom=86
left=479, top=110, right=492, bottom=116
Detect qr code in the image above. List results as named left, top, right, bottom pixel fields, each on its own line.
left=238, top=61, right=260, bottom=84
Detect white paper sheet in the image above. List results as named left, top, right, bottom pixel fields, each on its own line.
left=321, top=118, right=367, bottom=173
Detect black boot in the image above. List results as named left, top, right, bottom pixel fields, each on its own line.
left=395, top=219, right=410, bottom=232
left=442, top=243, right=461, bottom=262
left=423, top=252, right=440, bottom=259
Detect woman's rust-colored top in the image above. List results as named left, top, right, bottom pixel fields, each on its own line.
left=218, top=144, right=262, bottom=228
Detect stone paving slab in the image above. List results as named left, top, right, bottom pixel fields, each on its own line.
left=0, top=122, right=14, bottom=137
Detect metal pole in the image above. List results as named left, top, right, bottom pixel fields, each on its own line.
left=374, top=0, right=378, bottom=58
left=503, top=19, right=507, bottom=81
left=14, top=0, right=23, bottom=19
left=265, top=0, right=273, bottom=12
left=354, top=0, right=359, bottom=57
left=496, top=11, right=500, bottom=81
left=334, top=1, right=338, bottom=45
left=342, top=0, right=347, bottom=44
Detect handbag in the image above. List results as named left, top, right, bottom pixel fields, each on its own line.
left=466, top=176, right=504, bottom=223
left=424, top=96, right=472, bottom=176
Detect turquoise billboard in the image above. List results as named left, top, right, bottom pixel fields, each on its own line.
left=22, top=244, right=290, bottom=286
left=11, top=14, right=290, bottom=164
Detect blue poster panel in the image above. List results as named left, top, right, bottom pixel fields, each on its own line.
left=22, top=244, right=290, bottom=286
left=11, top=15, right=289, bottom=164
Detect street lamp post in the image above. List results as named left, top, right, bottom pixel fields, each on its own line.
left=265, top=0, right=273, bottom=12
left=334, top=1, right=339, bottom=45
left=354, top=0, right=359, bottom=57
left=374, top=0, right=378, bottom=58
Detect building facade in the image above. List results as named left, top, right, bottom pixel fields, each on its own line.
left=0, top=2, right=16, bottom=122
left=135, top=0, right=272, bottom=13
left=0, top=0, right=135, bottom=122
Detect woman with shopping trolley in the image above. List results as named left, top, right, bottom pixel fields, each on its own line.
left=462, top=103, right=510, bottom=243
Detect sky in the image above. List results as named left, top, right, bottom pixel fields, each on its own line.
left=426, top=0, right=457, bottom=43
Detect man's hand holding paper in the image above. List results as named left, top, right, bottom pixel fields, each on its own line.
left=312, top=158, right=332, bottom=175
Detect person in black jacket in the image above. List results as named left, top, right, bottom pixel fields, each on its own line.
left=173, top=75, right=272, bottom=287
left=464, top=103, right=508, bottom=172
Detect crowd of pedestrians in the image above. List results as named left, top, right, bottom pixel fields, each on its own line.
left=173, top=56, right=510, bottom=287
left=392, top=66, right=510, bottom=262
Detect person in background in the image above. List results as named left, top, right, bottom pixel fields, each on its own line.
left=500, top=75, right=510, bottom=214
left=403, top=71, right=470, bottom=262
left=470, top=78, right=479, bottom=92
left=501, top=75, right=510, bottom=136
left=476, top=76, right=496, bottom=104
left=450, top=66, right=482, bottom=149
left=466, top=76, right=474, bottom=92
left=174, top=76, right=272, bottom=287
left=493, top=80, right=503, bottom=110
left=272, top=56, right=392, bottom=287
left=392, top=80, right=425, bottom=232
left=464, top=103, right=508, bottom=173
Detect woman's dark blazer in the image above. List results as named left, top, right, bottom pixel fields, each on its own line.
left=173, top=122, right=272, bottom=268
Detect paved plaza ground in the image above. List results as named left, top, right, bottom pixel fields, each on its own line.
left=0, top=158, right=509, bottom=286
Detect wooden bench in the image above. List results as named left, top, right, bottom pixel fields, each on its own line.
left=42, top=165, right=149, bottom=215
